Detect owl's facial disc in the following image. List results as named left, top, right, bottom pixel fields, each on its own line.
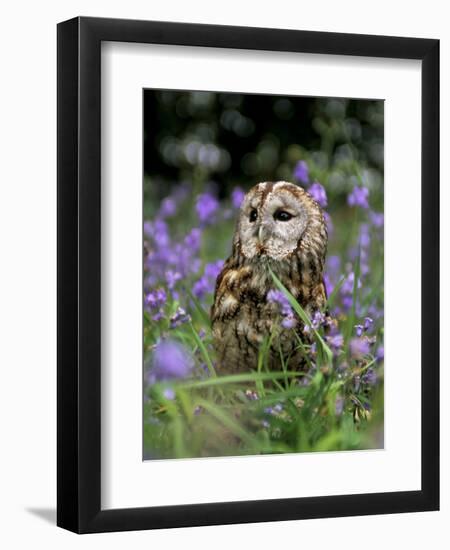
left=239, top=183, right=309, bottom=262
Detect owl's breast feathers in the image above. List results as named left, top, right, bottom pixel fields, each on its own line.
left=211, top=256, right=326, bottom=372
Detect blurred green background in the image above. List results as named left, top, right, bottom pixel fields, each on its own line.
left=144, top=90, right=383, bottom=209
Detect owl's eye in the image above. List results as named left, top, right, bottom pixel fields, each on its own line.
left=249, top=209, right=258, bottom=222
left=274, top=210, right=293, bottom=222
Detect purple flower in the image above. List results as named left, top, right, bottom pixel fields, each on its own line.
left=324, top=273, right=333, bottom=297
left=263, top=403, right=283, bottom=416
left=196, top=193, right=219, bottom=224
left=152, top=310, right=164, bottom=322
left=341, top=295, right=353, bottom=310
left=354, top=324, right=364, bottom=337
left=193, top=276, right=210, bottom=299
left=158, top=197, right=177, bottom=218
left=349, top=337, right=370, bottom=359
left=231, top=187, right=245, bottom=209
left=144, top=213, right=203, bottom=294
left=143, top=221, right=152, bottom=237
left=304, top=310, right=326, bottom=333
left=170, top=307, right=191, bottom=329
left=149, top=340, right=194, bottom=382
left=347, top=186, right=369, bottom=209
left=341, top=272, right=361, bottom=296
left=165, top=270, right=182, bottom=290
left=327, top=255, right=341, bottom=276
left=370, top=211, right=384, bottom=228
left=267, top=290, right=291, bottom=315
left=376, top=345, right=384, bottom=362
left=204, top=260, right=225, bottom=280
left=281, top=315, right=297, bottom=329
left=368, top=303, right=384, bottom=322
left=293, top=160, right=309, bottom=184
left=323, top=211, right=333, bottom=236
left=362, top=368, right=377, bottom=386
left=184, top=228, right=202, bottom=251
left=145, top=288, right=166, bottom=310
left=245, top=389, right=259, bottom=401
left=153, top=219, right=171, bottom=246
left=308, top=182, right=327, bottom=208
left=162, top=387, right=176, bottom=400
left=359, top=223, right=371, bottom=249
left=326, top=332, right=344, bottom=354
left=311, top=310, right=326, bottom=329
left=193, top=260, right=224, bottom=299
left=364, top=317, right=373, bottom=331
left=267, top=289, right=295, bottom=328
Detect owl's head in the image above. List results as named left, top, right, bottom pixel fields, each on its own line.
left=234, top=181, right=327, bottom=263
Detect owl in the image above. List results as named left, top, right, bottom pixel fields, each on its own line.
left=211, top=181, right=328, bottom=373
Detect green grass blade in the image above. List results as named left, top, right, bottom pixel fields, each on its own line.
left=326, top=275, right=345, bottom=309
left=196, top=399, right=255, bottom=447
left=189, top=322, right=216, bottom=377
left=176, top=370, right=307, bottom=390
left=184, top=286, right=211, bottom=328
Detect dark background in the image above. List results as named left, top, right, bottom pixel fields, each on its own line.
left=143, top=89, right=384, bottom=198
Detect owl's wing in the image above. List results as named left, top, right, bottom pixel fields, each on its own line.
left=210, top=256, right=237, bottom=323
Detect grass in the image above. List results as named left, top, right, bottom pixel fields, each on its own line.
left=144, top=251, right=383, bottom=459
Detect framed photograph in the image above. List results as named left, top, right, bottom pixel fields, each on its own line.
left=57, top=16, right=439, bottom=533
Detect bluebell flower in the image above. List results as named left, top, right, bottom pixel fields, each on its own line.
left=281, top=315, right=297, bottom=329
left=162, top=387, right=176, bottom=400
left=158, top=197, right=177, bottom=218
left=362, top=368, right=377, bottom=386
left=145, top=288, right=166, bottom=311
left=193, top=276, right=210, bottom=299
left=231, top=187, right=245, bottom=209
left=148, top=339, right=194, bottom=383
left=308, top=182, right=328, bottom=208
left=193, top=260, right=224, bottom=299
left=349, top=337, right=370, bottom=359
left=267, top=289, right=297, bottom=328
left=323, top=211, right=334, bottom=236
left=170, top=307, right=191, bottom=329
left=196, top=192, right=219, bottom=224
left=165, top=270, right=182, bottom=290
left=293, top=160, right=309, bottom=184
left=326, top=332, right=344, bottom=355
left=347, top=186, right=369, bottom=209
left=370, top=211, right=384, bottom=228
left=376, top=345, right=384, bottom=362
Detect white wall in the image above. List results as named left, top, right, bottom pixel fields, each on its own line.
left=0, top=1, right=447, bottom=547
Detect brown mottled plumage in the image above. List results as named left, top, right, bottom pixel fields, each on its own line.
left=211, top=181, right=328, bottom=373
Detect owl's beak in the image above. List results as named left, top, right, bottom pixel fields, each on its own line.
left=258, top=224, right=269, bottom=244
left=258, top=225, right=264, bottom=243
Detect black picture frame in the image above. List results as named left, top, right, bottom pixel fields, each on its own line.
left=57, top=16, right=439, bottom=534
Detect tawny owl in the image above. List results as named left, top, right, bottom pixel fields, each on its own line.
left=211, top=181, right=328, bottom=373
